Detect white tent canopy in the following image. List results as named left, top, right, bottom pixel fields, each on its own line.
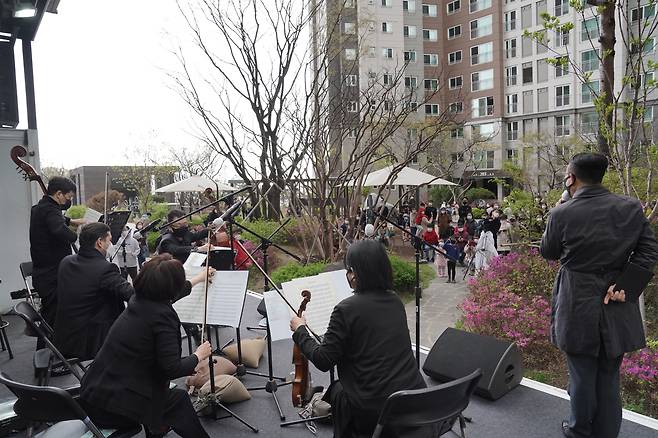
left=351, top=165, right=456, bottom=187
left=155, top=175, right=234, bottom=193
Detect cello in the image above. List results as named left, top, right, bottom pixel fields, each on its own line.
left=292, top=290, right=313, bottom=407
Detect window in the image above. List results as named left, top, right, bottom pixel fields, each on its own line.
left=506, top=94, right=518, bottom=113
left=555, top=115, right=570, bottom=136
left=368, top=21, right=375, bottom=32
left=345, top=75, right=357, bottom=86
left=448, top=25, right=462, bottom=39
left=347, top=101, right=358, bottom=112
left=382, top=48, right=393, bottom=59
left=471, top=69, right=494, bottom=91
left=555, top=29, right=569, bottom=47
left=383, top=73, right=393, bottom=85
left=345, top=48, right=357, bottom=60
left=381, top=0, right=392, bottom=6
left=469, top=0, right=492, bottom=13
left=535, top=0, right=546, bottom=24
left=643, top=37, right=656, bottom=53
left=404, top=76, right=418, bottom=89
left=582, top=49, right=599, bottom=72
left=424, top=79, right=438, bottom=90
left=451, top=127, right=465, bottom=138
left=522, top=35, right=533, bottom=57
left=403, top=0, right=416, bottom=12
left=424, top=53, right=439, bottom=65
left=404, top=25, right=417, bottom=38
left=522, top=62, right=533, bottom=84
left=556, top=85, right=570, bottom=106
left=506, top=66, right=518, bottom=86
left=631, top=4, right=656, bottom=22
left=472, top=96, right=495, bottom=117
left=522, top=4, right=532, bottom=28
left=345, top=0, right=355, bottom=7
left=447, top=0, right=461, bottom=14
left=423, top=29, right=438, bottom=41
left=471, top=42, right=493, bottom=65
left=507, top=122, right=519, bottom=140
left=449, top=50, right=463, bottom=64
left=537, top=58, right=549, bottom=82
left=406, top=128, right=418, bottom=142
left=383, top=100, right=393, bottom=111
left=470, top=15, right=492, bottom=39
left=582, top=17, right=599, bottom=42
left=449, top=76, right=463, bottom=89
left=555, top=56, right=569, bottom=77
left=505, top=38, right=517, bottom=58
left=404, top=101, right=419, bottom=112
left=644, top=106, right=654, bottom=122
left=507, top=148, right=519, bottom=164
left=422, top=4, right=437, bottom=16
left=581, top=111, right=597, bottom=134
left=425, top=104, right=440, bottom=115
left=554, top=0, right=568, bottom=17
left=449, top=102, right=464, bottom=113
left=474, top=150, right=495, bottom=168
left=641, top=71, right=655, bottom=88
left=581, top=81, right=599, bottom=104
left=404, top=50, right=417, bottom=62
left=537, top=87, right=548, bottom=111
left=346, top=128, right=357, bottom=138
left=344, top=22, right=356, bottom=34
left=382, top=22, right=393, bottom=33
left=368, top=46, right=376, bottom=57
left=524, top=90, right=535, bottom=112
left=472, top=123, right=496, bottom=138
left=505, top=11, right=517, bottom=31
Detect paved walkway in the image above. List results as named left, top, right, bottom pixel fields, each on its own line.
left=405, top=269, right=471, bottom=349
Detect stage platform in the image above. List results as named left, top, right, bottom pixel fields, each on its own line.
left=0, top=293, right=656, bottom=437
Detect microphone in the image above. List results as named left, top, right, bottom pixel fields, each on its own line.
left=212, top=199, right=244, bottom=229
left=364, top=223, right=375, bottom=237
left=133, top=218, right=161, bottom=240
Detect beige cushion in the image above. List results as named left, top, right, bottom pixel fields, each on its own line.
left=223, top=338, right=266, bottom=368
left=199, top=375, right=251, bottom=403
left=186, top=356, right=238, bottom=390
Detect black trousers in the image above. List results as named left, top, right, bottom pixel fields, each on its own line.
left=120, top=266, right=138, bottom=282
left=32, top=272, right=58, bottom=350
left=82, top=388, right=209, bottom=438
left=447, top=261, right=456, bottom=281
left=565, top=347, right=624, bottom=438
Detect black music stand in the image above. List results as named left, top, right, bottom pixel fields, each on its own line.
left=98, top=211, right=131, bottom=245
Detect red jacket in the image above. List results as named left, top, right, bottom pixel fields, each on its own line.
left=415, top=208, right=426, bottom=225
left=422, top=229, right=439, bottom=245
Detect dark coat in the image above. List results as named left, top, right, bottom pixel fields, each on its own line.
left=55, top=247, right=134, bottom=360
left=80, top=287, right=197, bottom=429
left=29, top=196, right=77, bottom=282
left=540, top=185, right=658, bottom=358
left=293, top=289, right=425, bottom=412
left=157, top=229, right=208, bottom=263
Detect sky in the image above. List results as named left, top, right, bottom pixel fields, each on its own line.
left=15, top=0, right=202, bottom=169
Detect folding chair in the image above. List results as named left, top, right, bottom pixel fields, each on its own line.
left=372, top=369, right=482, bottom=438
left=0, top=372, right=141, bottom=438
left=12, top=302, right=87, bottom=385
left=18, top=262, right=40, bottom=309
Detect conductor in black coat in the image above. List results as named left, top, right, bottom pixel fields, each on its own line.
left=29, top=176, right=85, bottom=330
left=290, top=240, right=428, bottom=438
left=80, top=254, right=214, bottom=437
left=55, top=223, right=134, bottom=360
left=541, top=153, right=658, bottom=438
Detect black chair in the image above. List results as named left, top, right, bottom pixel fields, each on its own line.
left=372, top=369, right=482, bottom=438
left=12, top=302, right=87, bottom=385
left=0, top=372, right=141, bottom=438
left=19, top=262, right=40, bottom=308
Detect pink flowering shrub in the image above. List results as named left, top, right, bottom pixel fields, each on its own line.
left=621, top=346, right=658, bottom=417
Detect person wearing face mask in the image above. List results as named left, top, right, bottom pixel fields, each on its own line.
left=464, top=213, right=477, bottom=239
left=289, top=240, right=428, bottom=438
left=458, top=197, right=472, bottom=220
left=541, top=153, right=658, bottom=438
left=54, top=223, right=135, bottom=361
left=29, top=176, right=87, bottom=339
left=110, top=226, right=141, bottom=282
left=157, top=209, right=210, bottom=264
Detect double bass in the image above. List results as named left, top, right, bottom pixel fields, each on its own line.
left=292, top=290, right=314, bottom=407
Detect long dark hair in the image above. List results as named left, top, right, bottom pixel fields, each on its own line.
left=344, top=240, right=393, bottom=292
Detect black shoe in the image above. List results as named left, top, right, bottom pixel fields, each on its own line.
left=561, top=421, right=575, bottom=438
left=50, top=364, right=71, bottom=377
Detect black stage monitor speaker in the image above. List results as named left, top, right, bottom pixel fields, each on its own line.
left=423, top=328, right=523, bottom=400
left=0, top=44, right=19, bottom=128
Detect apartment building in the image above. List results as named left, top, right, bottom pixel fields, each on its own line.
left=320, top=0, right=657, bottom=197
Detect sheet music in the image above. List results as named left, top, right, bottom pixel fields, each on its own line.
left=263, top=290, right=293, bottom=342
left=174, top=264, right=249, bottom=328
left=83, top=208, right=102, bottom=223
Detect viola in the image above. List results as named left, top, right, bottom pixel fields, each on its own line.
left=292, top=290, right=313, bottom=407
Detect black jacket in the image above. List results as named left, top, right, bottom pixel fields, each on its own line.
left=293, top=289, right=425, bottom=411
left=541, top=185, right=658, bottom=357
left=80, top=286, right=197, bottom=429
left=157, top=229, right=208, bottom=263
left=29, top=196, right=77, bottom=280
left=54, top=247, right=134, bottom=360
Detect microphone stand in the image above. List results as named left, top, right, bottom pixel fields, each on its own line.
left=373, top=211, right=455, bottom=369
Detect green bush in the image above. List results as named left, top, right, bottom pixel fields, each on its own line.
left=471, top=207, right=484, bottom=219
left=429, top=186, right=453, bottom=206
left=388, top=254, right=435, bottom=294
left=148, top=203, right=172, bottom=222
left=66, top=205, right=87, bottom=219
left=464, top=187, right=496, bottom=200
left=189, top=215, right=204, bottom=227
left=147, top=231, right=161, bottom=253
left=236, top=218, right=295, bottom=245
left=270, top=261, right=328, bottom=287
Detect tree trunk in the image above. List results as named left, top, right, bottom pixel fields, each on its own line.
left=598, top=0, right=615, bottom=157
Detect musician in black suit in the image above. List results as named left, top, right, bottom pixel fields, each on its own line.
left=80, top=255, right=213, bottom=438
left=55, top=223, right=133, bottom=360
left=29, top=176, right=85, bottom=332
left=157, top=209, right=209, bottom=263
left=290, top=240, right=428, bottom=438
left=541, top=153, right=658, bottom=438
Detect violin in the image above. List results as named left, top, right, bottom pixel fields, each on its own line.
left=292, top=290, right=313, bottom=407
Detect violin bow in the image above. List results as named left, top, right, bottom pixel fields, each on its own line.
left=201, top=228, right=213, bottom=342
